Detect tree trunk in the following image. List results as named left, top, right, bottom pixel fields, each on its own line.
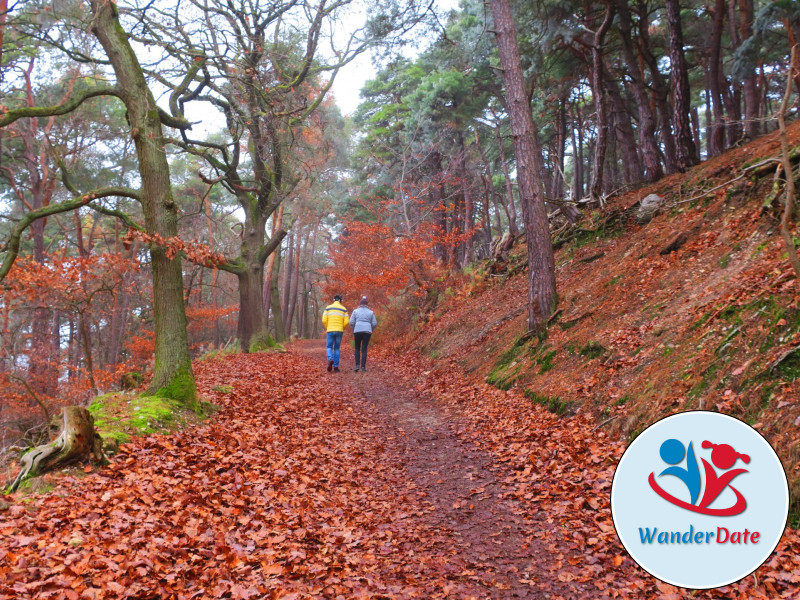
left=285, top=230, right=302, bottom=337
left=589, top=4, right=616, bottom=202
left=79, top=313, right=98, bottom=396
left=607, top=76, right=641, bottom=184
left=456, top=131, right=474, bottom=265
left=430, top=151, right=448, bottom=263
left=571, top=106, right=583, bottom=199
left=551, top=96, right=568, bottom=198
left=237, top=264, right=270, bottom=353
left=281, top=232, right=294, bottom=328
left=270, top=249, right=286, bottom=342
left=90, top=0, right=196, bottom=404
left=665, top=0, right=700, bottom=170
left=636, top=0, right=679, bottom=173
left=707, top=0, right=727, bottom=156
left=615, top=0, right=663, bottom=181
left=7, top=407, right=106, bottom=493
left=476, top=136, right=506, bottom=236
left=490, top=0, right=557, bottom=335
left=263, top=204, right=284, bottom=326
left=738, top=0, right=760, bottom=137
left=495, top=127, right=519, bottom=235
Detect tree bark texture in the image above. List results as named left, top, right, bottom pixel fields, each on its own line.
left=490, top=0, right=557, bottom=334
left=615, top=0, right=663, bottom=181
left=90, top=0, right=196, bottom=404
left=635, top=0, right=679, bottom=173
left=590, top=4, right=616, bottom=202
left=8, top=407, right=106, bottom=492
left=270, top=249, right=286, bottom=342
left=234, top=205, right=285, bottom=351
left=665, top=0, right=700, bottom=170
left=496, top=127, right=519, bottom=235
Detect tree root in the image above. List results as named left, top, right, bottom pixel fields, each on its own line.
left=7, top=407, right=107, bottom=493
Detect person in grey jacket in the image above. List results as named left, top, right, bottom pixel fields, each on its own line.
left=350, top=296, right=377, bottom=372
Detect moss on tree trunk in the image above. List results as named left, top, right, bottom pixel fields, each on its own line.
left=90, top=0, right=196, bottom=405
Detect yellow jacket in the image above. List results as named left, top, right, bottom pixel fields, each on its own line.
left=322, top=301, right=349, bottom=332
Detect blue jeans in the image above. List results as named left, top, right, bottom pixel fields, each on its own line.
left=326, top=331, right=343, bottom=367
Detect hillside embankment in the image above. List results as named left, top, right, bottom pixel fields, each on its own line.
left=403, top=120, right=800, bottom=512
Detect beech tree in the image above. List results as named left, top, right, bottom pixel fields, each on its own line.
left=1, top=0, right=198, bottom=404
left=137, top=0, right=431, bottom=351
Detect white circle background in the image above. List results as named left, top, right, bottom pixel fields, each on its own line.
left=611, top=411, right=789, bottom=589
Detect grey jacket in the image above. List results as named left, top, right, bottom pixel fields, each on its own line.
left=350, top=306, right=377, bottom=333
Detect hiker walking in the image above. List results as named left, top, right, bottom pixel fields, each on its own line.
left=322, top=294, right=349, bottom=372
left=350, top=296, right=377, bottom=372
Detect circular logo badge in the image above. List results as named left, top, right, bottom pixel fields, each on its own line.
left=611, top=411, right=789, bottom=589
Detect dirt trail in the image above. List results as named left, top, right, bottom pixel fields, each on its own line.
left=1, top=344, right=594, bottom=600
left=293, top=339, right=588, bottom=599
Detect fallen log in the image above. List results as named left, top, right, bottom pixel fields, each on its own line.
left=7, top=406, right=107, bottom=493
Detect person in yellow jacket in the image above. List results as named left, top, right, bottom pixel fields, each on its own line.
left=322, top=294, right=349, bottom=372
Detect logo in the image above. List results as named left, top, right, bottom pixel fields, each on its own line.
left=648, top=439, right=749, bottom=516
left=611, top=411, right=789, bottom=589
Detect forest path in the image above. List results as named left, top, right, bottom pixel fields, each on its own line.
left=291, top=339, right=587, bottom=599
left=1, top=343, right=591, bottom=600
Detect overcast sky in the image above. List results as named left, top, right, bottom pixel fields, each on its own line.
left=329, top=0, right=461, bottom=117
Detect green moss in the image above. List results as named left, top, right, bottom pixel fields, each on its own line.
left=249, top=334, right=285, bottom=353
left=606, top=274, right=623, bottom=287
left=14, top=479, right=55, bottom=494
left=211, top=384, right=234, bottom=394
left=128, top=396, right=178, bottom=434
left=536, top=349, right=557, bottom=373
left=789, top=510, right=800, bottom=530
left=688, top=359, right=724, bottom=400
left=88, top=390, right=212, bottom=444
left=718, top=253, right=730, bottom=268
left=559, top=318, right=579, bottom=331
left=154, top=365, right=197, bottom=406
left=689, top=311, right=713, bottom=331
left=120, top=371, right=143, bottom=390
left=751, top=241, right=770, bottom=258
left=524, top=389, right=571, bottom=416
left=487, top=362, right=521, bottom=390
left=486, top=342, right=524, bottom=390
left=774, top=348, right=800, bottom=382
left=719, top=304, right=743, bottom=325
left=614, top=395, right=632, bottom=406
left=579, top=341, right=607, bottom=359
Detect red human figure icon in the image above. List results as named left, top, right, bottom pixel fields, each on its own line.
left=698, top=441, right=750, bottom=511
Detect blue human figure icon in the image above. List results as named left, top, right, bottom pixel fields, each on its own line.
left=658, top=438, right=701, bottom=505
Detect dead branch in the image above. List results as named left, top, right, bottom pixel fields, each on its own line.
left=778, top=45, right=800, bottom=281
left=9, top=374, right=50, bottom=427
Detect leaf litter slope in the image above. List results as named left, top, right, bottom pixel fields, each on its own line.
left=373, top=346, right=800, bottom=599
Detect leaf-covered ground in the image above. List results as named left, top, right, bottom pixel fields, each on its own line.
left=373, top=345, right=800, bottom=599
left=2, top=342, right=799, bottom=599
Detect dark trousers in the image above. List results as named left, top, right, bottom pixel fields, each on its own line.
left=354, top=331, right=372, bottom=368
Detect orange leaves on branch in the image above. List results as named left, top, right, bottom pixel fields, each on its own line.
left=3, top=254, right=138, bottom=309
left=122, top=229, right=226, bottom=267
left=322, top=220, right=444, bottom=305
